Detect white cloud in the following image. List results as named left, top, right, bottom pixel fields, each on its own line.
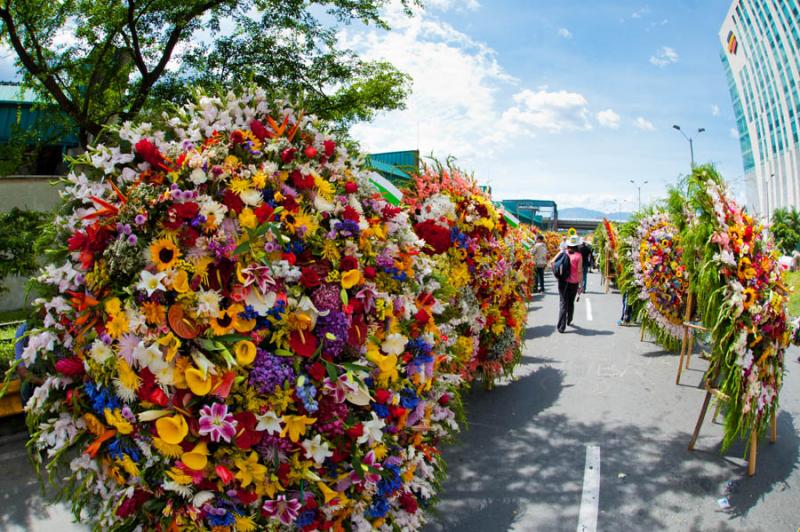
left=424, top=0, right=480, bottom=11
left=631, top=7, right=651, bottom=19
left=634, top=117, right=655, bottom=131
left=711, top=104, right=720, bottom=116
left=596, top=109, right=621, bottom=129
left=503, top=88, right=593, bottom=134
left=730, top=128, right=740, bottom=139
left=649, top=46, right=679, bottom=67
left=558, top=27, right=572, bottom=39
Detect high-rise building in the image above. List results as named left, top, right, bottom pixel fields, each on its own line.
left=720, top=1, right=800, bottom=219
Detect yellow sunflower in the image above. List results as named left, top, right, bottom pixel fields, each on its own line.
left=150, top=239, right=181, bottom=271
left=210, top=308, right=235, bottom=336
left=742, top=287, right=757, bottom=310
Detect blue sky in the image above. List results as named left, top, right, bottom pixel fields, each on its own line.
left=0, top=0, right=741, bottom=211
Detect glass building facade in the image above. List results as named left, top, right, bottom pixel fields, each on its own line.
left=720, top=0, right=800, bottom=218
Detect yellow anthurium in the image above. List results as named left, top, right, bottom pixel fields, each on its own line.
left=340, top=269, right=361, bottom=289
left=185, top=366, right=213, bottom=396
left=234, top=340, right=257, bottom=366
left=171, top=269, right=190, bottom=293
left=316, top=481, right=340, bottom=504
left=366, top=348, right=399, bottom=385
left=181, top=441, right=210, bottom=471
left=155, top=414, right=189, bottom=445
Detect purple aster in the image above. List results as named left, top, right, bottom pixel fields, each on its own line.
left=248, top=349, right=296, bottom=394
left=311, top=284, right=341, bottom=313
left=375, top=248, right=394, bottom=268
left=315, top=311, right=350, bottom=359
left=198, top=403, right=237, bottom=443
left=255, top=433, right=293, bottom=463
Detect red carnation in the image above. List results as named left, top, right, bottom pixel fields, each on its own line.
left=363, top=266, right=377, bottom=279
left=344, top=181, right=358, bottom=194
left=346, top=423, right=363, bottom=439
left=340, top=255, right=359, bottom=271
left=222, top=190, right=244, bottom=214
left=413, top=220, right=452, bottom=254
left=215, top=465, right=236, bottom=484
left=307, top=362, right=326, bottom=382
left=342, top=205, right=360, bottom=222
left=250, top=119, right=270, bottom=141
left=399, top=492, right=419, bottom=514
left=304, top=145, right=318, bottom=159
left=291, top=170, right=315, bottom=190
left=415, top=308, right=430, bottom=326
left=134, top=138, right=166, bottom=169
left=67, top=231, right=86, bottom=251
left=230, top=130, right=245, bottom=145
left=374, top=389, right=391, bottom=404
left=55, top=357, right=85, bottom=377
left=323, top=139, right=336, bottom=157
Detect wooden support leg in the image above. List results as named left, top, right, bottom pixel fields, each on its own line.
left=770, top=410, right=777, bottom=443
left=688, top=391, right=712, bottom=451
left=685, top=331, right=694, bottom=369
left=640, top=325, right=645, bottom=342
left=676, top=329, right=688, bottom=385
left=748, top=429, right=758, bottom=476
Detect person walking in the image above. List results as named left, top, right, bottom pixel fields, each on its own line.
left=532, top=234, right=548, bottom=293
left=578, top=239, right=592, bottom=291
left=556, top=235, right=584, bottom=333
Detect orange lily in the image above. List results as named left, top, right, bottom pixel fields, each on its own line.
left=84, top=428, right=116, bottom=458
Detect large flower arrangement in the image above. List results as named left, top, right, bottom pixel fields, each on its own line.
left=542, top=231, right=561, bottom=259
left=683, top=166, right=790, bottom=450
left=404, top=166, right=527, bottom=387
left=21, top=90, right=462, bottom=530
left=619, top=212, right=688, bottom=350
left=596, top=218, right=619, bottom=281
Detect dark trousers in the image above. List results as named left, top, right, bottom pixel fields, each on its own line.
left=557, top=280, right=579, bottom=332
left=535, top=266, right=545, bottom=292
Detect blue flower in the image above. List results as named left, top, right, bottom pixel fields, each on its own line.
left=83, top=382, right=121, bottom=415
left=366, top=496, right=390, bottom=518
left=372, top=403, right=390, bottom=418
left=295, top=509, right=317, bottom=527
left=378, top=464, right=402, bottom=498
left=399, top=388, right=420, bottom=410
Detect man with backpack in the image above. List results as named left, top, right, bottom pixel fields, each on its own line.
left=532, top=234, right=548, bottom=293
left=553, top=235, right=584, bottom=333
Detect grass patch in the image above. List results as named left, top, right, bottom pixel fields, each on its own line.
left=0, top=323, right=18, bottom=372
left=0, top=309, right=27, bottom=324
left=785, top=271, right=800, bottom=317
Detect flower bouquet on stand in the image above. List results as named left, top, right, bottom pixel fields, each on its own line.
left=20, top=89, right=462, bottom=531
left=682, top=166, right=790, bottom=453
left=404, top=164, right=527, bottom=389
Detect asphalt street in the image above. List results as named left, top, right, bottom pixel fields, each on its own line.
left=424, top=271, right=800, bottom=532
left=0, top=271, right=797, bottom=531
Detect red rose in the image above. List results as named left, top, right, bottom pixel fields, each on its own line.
left=230, top=130, right=245, bottom=145
left=291, top=170, right=315, bottom=190
left=180, top=227, right=200, bottom=248
left=413, top=220, right=451, bottom=254
left=282, top=252, right=297, bottom=265
left=250, top=119, right=270, bottom=141
left=254, top=203, right=274, bottom=224
left=304, top=145, right=318, bottom=159
left=346, top=423, right=363, bottom=439
left=237, top=490, right=259, bottom=505
left=55, top=357, right=85, bottom=377
left=307, top=362, right=326, bottom=382
left=281, top=148, right=297, bottom=164
left=399, top=492, right=418, bottom=514
left=290, top=330, right=318, bottom=358
left=148, top=387, right=169, bottom=407
left=363, top=266, right=377, bottom=279
left=414, top=308, right=430, bottom=326
left=344, top=181, right=358, bottom=194
left=222, top=190, right=244, bottom=214
left=340, top=255, right=359, bottom=271
left=134, top=138, right=166, bottom=169
left=323, top=139, right=336, bottom=157
left=282, top=195, right=299, bottom=212
left=438, top=394, right=451, bottom=406
left=374, top=389, right=391, bottom=404
left=300, top=266, right=322, bottom=288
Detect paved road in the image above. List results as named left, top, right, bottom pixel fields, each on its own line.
left=424, top=271, right=800, bottom=532
left=0, top=271, right=797, bottom=531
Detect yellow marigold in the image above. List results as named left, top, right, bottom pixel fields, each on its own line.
left=153, top=438, right=185, bottom=459
left=252, top=171, right=267, bottom=189
left=141, top=301, right=166, bottom=325
left=229, top=177, right=251, bottom=194
left=106, top=314, right=129, bottom=339
left=314, top=174, right=335, bottom=200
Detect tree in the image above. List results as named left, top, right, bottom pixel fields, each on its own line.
left=770, top=207, right=800, bottom=254
left=0, top=0, right=415, bottom=147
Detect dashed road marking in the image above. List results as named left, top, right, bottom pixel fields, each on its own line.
left=585, top=297, right=593, bottom=321
left=577, top=445, right=601, bottom=532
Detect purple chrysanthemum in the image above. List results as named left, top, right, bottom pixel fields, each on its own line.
left=311, top=284, right=341, bottom=313
left=315, top=311, right=350, bottom=359
left=248, top=349, right=296, bottom=394
left=255, top=433, right=293, bottom=463
left=198, top=403, right=237, bottom=443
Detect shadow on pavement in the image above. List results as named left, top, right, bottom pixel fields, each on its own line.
left=568, top=325, right=613, bottom=336
left=524, top=325, right=556, bottom=340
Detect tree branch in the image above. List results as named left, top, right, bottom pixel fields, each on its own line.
left=126, top=0, right=148, bottom=77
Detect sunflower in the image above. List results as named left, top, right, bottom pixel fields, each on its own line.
left=150, top=238, right=181, bottom=271
left=742, top=287, right=757, bottom=310
left=209, top=307, right=235, bottom=336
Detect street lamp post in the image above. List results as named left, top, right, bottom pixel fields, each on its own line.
left=672, top=125, right=705, bottom=168
left=764, top=173, right=775, bottom=223
left=630, top=179, right=648, bottom=211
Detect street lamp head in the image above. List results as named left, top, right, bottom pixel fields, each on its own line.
left=630, top=179, right=635, bottom=184
left=698, top=127, right=706, bottom=134
left=643, top=180, right=648, bottom=184
left=672, top=124, right=681, bottom=131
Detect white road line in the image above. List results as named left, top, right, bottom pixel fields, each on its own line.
left=577, top=445, right=601, bottom=532
left=585, top=297, right=593, bottom=321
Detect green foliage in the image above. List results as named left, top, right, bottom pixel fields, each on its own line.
left=769, top=207, right=800, bottom=254
left=0, top=0, right=417, bottom=146
left=784, top=270, right=800, bottom=317
left=0, top=208, right=51, bottom=294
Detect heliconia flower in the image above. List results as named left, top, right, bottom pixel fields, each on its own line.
left=198, top=403, right=237, bottom=443
left=262, top=495, right=302, bottom=526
